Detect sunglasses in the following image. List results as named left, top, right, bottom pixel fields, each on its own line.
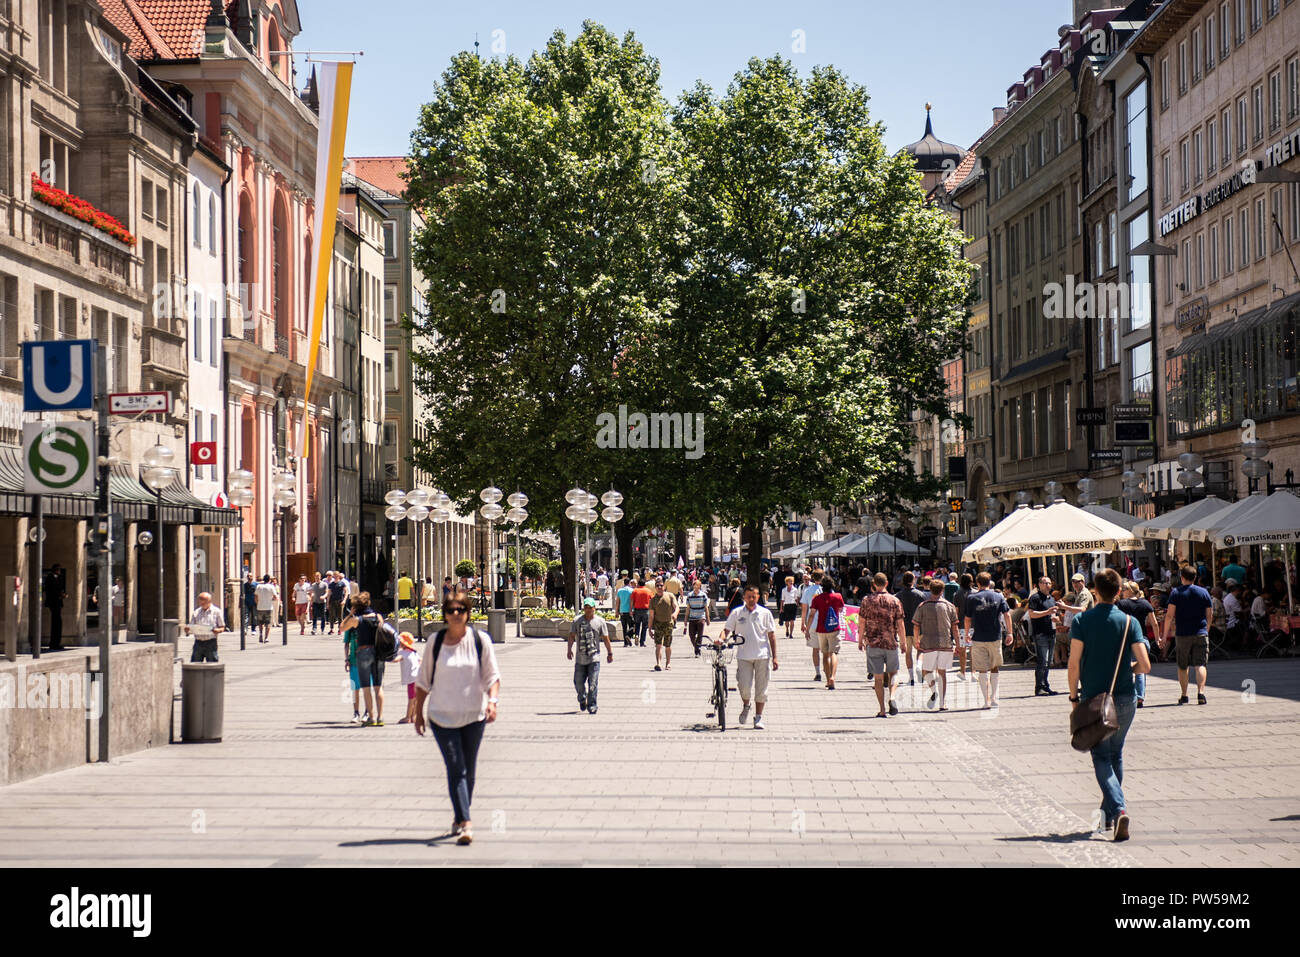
left=445, top=606, right=468, bottom=615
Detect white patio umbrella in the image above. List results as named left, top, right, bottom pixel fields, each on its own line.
left=1205, top=491, right=1300, bottom=613
left=839, top=530, right=927, bottom=558
left=961, top=501, right=1142, bottom=565
left=1132, top=495, right=1231, bottom=541
left=1081, top=503, right=1140, bottom=532
left=1182, top=493, right=1271, bottom=543
left=771, top=541, right=813, bottom=559
left=805, top=532, right=866, bottom=558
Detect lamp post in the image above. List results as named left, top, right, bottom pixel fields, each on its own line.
left=227, top=469, right=254, bottom=650
left=1241, top=440, right=1271, bottom=495
left=479, top=485, right=504, bottom=609
left=141, top=444, right=178, bottom=643
left=565, top=487, right=587, bottom=608
left=601, top=488, right=623, bottom=595
left=384, top=489, right=407, bottom=616
left=272, top=471, right=296, bottom=645
left=406, top=488, right=431, bottom=639
left=506, top=492, right=528, bottom=638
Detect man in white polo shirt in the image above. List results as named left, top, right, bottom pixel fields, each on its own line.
left=719, top=585, right=779, bottom=729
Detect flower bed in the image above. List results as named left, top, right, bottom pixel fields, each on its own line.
left=31, top=173, right=136, bottom=247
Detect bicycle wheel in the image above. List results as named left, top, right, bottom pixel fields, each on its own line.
left=715, top=668, right=727, bottom=731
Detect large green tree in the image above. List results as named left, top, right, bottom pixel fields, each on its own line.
left=404, top=23, right=687, bottom=596
left=643, top=57, right=973, bottom=584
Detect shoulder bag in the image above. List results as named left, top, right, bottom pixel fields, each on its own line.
left=1069, top=614, right=1131, bottom=753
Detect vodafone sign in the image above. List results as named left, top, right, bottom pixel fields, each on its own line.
left=190, top=442, right=217, bottom=466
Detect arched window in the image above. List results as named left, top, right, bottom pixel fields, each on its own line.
left=237, top=191, right=255, bottom=335
left=273, top=194, right=289, bottom=340
left=192, top=183, right=202, bottom=247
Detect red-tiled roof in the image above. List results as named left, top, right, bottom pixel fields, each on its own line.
left=101, top=0, right=239, bottom=60
left=347, top=157, right=410, bottom=200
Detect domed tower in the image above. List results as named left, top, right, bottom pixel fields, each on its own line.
left=902, top=104, right=966, bottom=194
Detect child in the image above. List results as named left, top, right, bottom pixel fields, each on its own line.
left=397, top=632, right=421, bottom=724
left=340, top=611, right=364, bottom=725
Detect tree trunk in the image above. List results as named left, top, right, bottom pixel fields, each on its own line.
left=674, top=529, right=688, bottom=567
left=560, top=515, right=576, bottom=611
left=743, top=518, right=763, bottom=592
left=616, top=523, right=639, bottom=582
left=703, top=523, right=714, bottom=567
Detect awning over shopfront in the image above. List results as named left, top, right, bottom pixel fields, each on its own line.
left=0, top=444, right=94, bottom=518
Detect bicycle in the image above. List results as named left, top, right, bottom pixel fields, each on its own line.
left=703, top=636, right=745, bottom=730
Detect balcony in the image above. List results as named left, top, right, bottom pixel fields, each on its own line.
left=142, top=326, right=187, bottom=381
left=31, top=208, right=133, bottom=284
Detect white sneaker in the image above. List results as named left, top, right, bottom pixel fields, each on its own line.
left=738, top=703, right=751, bottom=725
left=350, top=712, right=361, bottom=725
left=954, top=673, right=965, bottom=682
left=753, top=714, right=765, bottom=730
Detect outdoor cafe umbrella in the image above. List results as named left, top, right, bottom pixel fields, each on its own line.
left=1202, top=491, right=1300, bottom=613
left=839, top=530, right=927, bottom=558
left=805, top=532, right=866, bottom=559
left=1082, top=503, right=1140, bottom=532
left=961, top=501, right=1143, bottom=566
left=1132, top=495, right=1230, bottom=541
left=771, top=541, right=814, bottom=559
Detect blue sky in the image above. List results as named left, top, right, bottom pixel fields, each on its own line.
left=295, top=0, right=1073, bottom=157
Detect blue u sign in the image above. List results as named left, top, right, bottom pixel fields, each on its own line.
left=22, top=340, right=96, bottom=412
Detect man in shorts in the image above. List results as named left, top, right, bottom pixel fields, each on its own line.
left=650, top=580, right=679, bottom=671
left=685, top=578, right=710, bottom=657
left=719, top=585, right=778, bottom=729
left=809, top=576, right=846, bottom=690
left=799, top=569, right=825, bottom=682
left=858, top=573, right=905, bottom=717
left=1163, top=565, right=1212, bottom=705
left=913, top=578, right=959, bottom=710
left=894, top=571, right=928, bottom=686
left=963, top=572, right=1013, bottom=709
left=254, top=574, right=277, bottom=643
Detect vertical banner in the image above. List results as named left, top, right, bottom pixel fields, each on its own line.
left=299, top=60, right=355, bottom=462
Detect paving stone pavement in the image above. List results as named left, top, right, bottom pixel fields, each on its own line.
left=0, top=621, right=1297, bottom=867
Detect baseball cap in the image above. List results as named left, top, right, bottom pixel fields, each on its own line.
left=1224, top=577, right=1239, bottom=586
left=1071, top=573, right=1085, bottom=582
left=583, top=598, right=597, bottom=607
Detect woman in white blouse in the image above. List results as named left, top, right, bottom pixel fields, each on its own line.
left=413, top=589, right=501, bottom=845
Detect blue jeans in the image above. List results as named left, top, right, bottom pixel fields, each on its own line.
left=1034, top=634, right=1055, bottom=691
left=431, top=719, right=487, bottom=824
left=574, top=660, right=600, bottom=709
left=633, top=608, right=649, bottom=644
left=1090, top=694, right=1137, bottom=824
left=1133, top=635, right=1151, bottom=700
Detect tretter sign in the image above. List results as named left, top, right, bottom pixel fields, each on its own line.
left=1158, top=160, right=1257, bottom=238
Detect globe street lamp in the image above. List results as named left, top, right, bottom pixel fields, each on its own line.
left=385, top=489, right=408, bottom=614
left=272, top=471, right=296, bottom=645
left=141, top=443, right=178, bottom=644
left=601, top=489, right=624, bottom=591
left=227, top=469, right=254, bottom=650
left=480, top=485, right=504, bottom=610
left=405, top=490, right=431, bottom=639
left=565, top=487, right=587, bottom=608
left=506, top=491, right=528, bottom=638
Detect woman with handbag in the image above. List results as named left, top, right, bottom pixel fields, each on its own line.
left=413, top=589, right=501, bottom=845
left=1067, top=568, right=1151, bottom=842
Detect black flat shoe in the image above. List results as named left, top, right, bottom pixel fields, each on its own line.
left=1178, top=695, right=1189, bottom=705
left=1197, top=693, right=1207, bottom=705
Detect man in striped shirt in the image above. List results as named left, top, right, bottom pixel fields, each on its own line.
left=685, top=579, right=711, bottom=657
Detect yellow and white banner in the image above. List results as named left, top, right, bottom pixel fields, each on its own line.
left=299, top=60, right=354, bottom=461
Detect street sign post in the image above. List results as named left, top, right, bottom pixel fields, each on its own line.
left=109, top=392, right=172, bottom=415
left=786, top=521, right=804, bottom=533
left=22, top=340, right=96, bottom=412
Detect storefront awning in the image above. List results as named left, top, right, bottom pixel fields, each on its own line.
left=0, top=445, right=94, bottom=518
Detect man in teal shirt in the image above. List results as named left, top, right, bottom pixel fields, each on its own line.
left=616, top=578, right=635, bottom=647
left=1220, top=555, right=1247, bottom=588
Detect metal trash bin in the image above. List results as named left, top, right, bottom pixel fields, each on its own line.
left=181, top=662, right=225, bottom=743
left=486, top=608, right=507, bottom=644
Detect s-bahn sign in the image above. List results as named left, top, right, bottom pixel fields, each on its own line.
left=23, top=421, right=95, bottom=495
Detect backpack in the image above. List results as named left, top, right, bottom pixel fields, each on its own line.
left=428, top=627, right=486, bottom=687
left=359, top=612, right=400, bottom=661
left=822, top=599, right=841, bottom=632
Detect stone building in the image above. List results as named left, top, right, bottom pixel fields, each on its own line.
left=1132, top=0, right=1300, bottom=512
left=1, top=0, right=236, bottom=647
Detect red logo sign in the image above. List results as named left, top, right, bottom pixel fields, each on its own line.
left=190, top=442, right=217, bottom=465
